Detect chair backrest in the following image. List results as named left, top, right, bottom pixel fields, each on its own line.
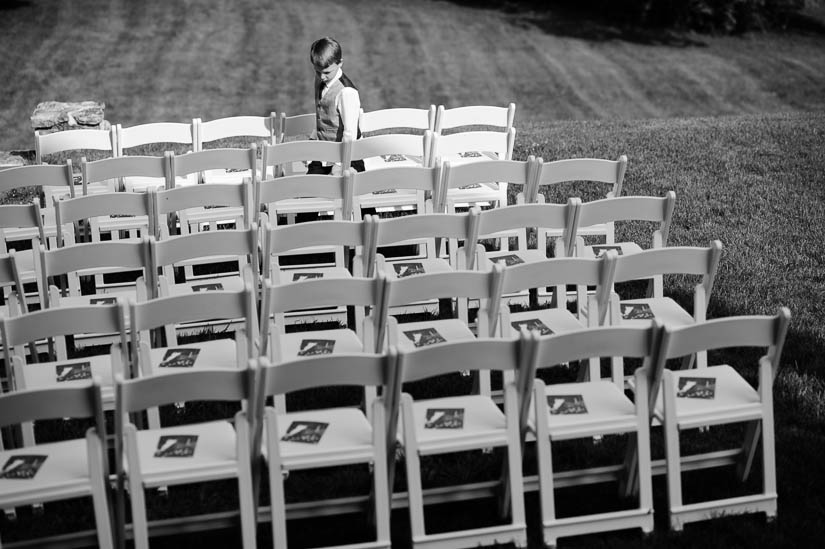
left=276, top=112, right=317, bottom=143
left=656, top=308, right=790, bottom=375
left=115, top=366, right=255, bottom=417
left=611, top=240, right=723, bottom=306
left=369, top=208, right=481, bottom=273
left=350, top=165, right=443, bottom=215
left=530, top=323, right=663, bottom=423
left=128, top=286, right=258, bottom=376
left=574, top=191, right=676, bottom=249
left=53, top=191, right=155, bottom=247
left=378, top=264, right=506, bottom=343
left=434, top=103, right=516, bottom=134
left=259, top=275, right=386, bottom=358
left=169, top=145, right=258, bottom=185
left=430, top=128, right=515, bottom=165
left=116, top=122, right=195, bottom=156
left=475, top=199, right=579, bottom=258
left=37, top=238, right=151, bottom=305
left=261, top=139, right=346, bottom=178
left=0, top=203, right=45, bottom=248
left=0, top=162, right=77, bottom=206
left=81, top=154, right=170, bottom=194
left=152, top=180, right=253, bottom=237
left=501, top=253, right=618, bottom=325
left=1, top=299, right=128, bottom=376
left=262, top=216, right=376, bottom=280
left=439, top=157, right=537, bottom=211
left=359, top=106, right=436, bottom=134
left=256, top=171, right=353, bottom=223
left=532, top=155, right=628, bottom=203
left=0, top=378, right=106, bottom=437
left=195, top=114, right=277, bottom=151
left=344, top=132, right=433, bottom=167
left=147, top=225, right=259, bottom=294
left=35, top=128, right=116, bottom=165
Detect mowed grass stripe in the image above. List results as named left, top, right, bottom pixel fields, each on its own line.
left=2, top=0, right=825, bottom=149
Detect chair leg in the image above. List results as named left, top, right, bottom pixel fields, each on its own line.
left=662, top=373, right=684, bottom=531
left=736, top=420, right=761, bottom=482
left=236, top=431, right=258, bottom=549
left=87, top=433, right=115, bottom=549
left=405, top=445, right=427, bottom=541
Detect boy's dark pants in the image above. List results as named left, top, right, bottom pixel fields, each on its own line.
left=306, top=160, right=365, bottom=174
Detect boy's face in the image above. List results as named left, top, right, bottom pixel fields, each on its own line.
left=313, top=60, right=341, bottom=85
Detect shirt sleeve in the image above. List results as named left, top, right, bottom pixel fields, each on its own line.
left=337, top=87, right=361, bottom=142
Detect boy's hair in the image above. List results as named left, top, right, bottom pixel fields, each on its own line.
left=310, top=37, right=342, bottom=68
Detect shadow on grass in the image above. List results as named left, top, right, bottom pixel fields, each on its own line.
left=0, top=0, right=31, bottom=11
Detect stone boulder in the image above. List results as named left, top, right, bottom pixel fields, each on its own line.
left=0, top=151, right=26, bottom=168
left=30, top=101, right=109, bottom=133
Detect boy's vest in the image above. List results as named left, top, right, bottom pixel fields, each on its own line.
left=315, top=72, right=361, bottom=142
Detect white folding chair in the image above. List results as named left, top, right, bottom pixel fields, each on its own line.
left=1, top=300, right=129, bottom=445
left=0, top=379, right=114, bottom=548
left=81, top=153, right=170, bottom=194
left=147, top=226, right=258, bottom=298
left=377, top=266, right=506, bottom=354
left=350, top=164, right=442, bottom=220
left=254, top=353, right=394, bottom=549
left=115, top=122, right=196, bottom=191
left=259, top=277, right=386, bottom=413
left=262, top=216, right=374, bottom=283
left=276, top=111, right=316, bottom=143
left=526, top=324, right=663, bottom=547
left=434, top=103, right=516, bottom=135
left=0, top=251, right=26, bottom=319
left=114, top=366, right=258, bottom=549
left=0, top=202, right=46, bottom=309
left=256, top=168, right=352, bottom=227
left=438, top=157, right=537, bottom=214
left=359, top=105, right=436, bottom=135
left=430, top=128, right=516, bottom=210
left=567, top=191, right=676, bottom=259
left=128, top=286, right=258, bottom=379
left=390, top=336, right=533, bottom=549
left=0, top=162, right=76, bottom=237
left=653, top=308, right=790, bottom=531
left=345, top=132, right=435, bottom=217
left=36, top=238, right=153, bottom=309
left=531, top=155, right=628, bottom=243
left=34, top=128, right=116, bottom=190
left=369, top=207, right=481, bottom=280
left=194, top=114, right=276, bottom=184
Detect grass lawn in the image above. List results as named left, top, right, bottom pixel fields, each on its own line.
left=1, top=0, right=824, bottom=547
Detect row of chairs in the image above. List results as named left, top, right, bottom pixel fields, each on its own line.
left=0, top=305, right=790, bottom=549
left=33, top=103, right=515, bottom=164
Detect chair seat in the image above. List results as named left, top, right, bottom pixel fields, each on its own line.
left=392, top=318, right=475, bottom=352
left=180, top=206, right=246, bottom=229
left=0, top=438, right=93, bottom=507
left=147, top=339, right=239, bottom=374
left=277, top=328, right=365, bottom=360
left=277, top=266, right=352, bottom=283
left=579, top=241, right=644, bottom=259
left=362, top=154, right=424, bottom=171
left=17, top=355, right=116, bottom=402
left=94, top=214, right=151, bottom=234
left=485, top=249, right=548, bottom=268
left=507, top=308, right=585, bottom=338
left=384, top=257, right=453, bottom=279
left=132, top=420, right=239, bottom=487
left=531, top=380, right=638, bottom=440
left=411, top=394, right=507, bottom=454
left=271, top=197, right=342, bottom=216
left=166, top=274, right=246, bottom=296
left=655, top=365, right=763, bottom=429
left=266, top=407, right=375, bottom=469
left=619, top=297, right=694, bottom=327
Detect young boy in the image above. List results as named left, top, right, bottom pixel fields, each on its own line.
left=307, top=37, right=365, bottom=174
